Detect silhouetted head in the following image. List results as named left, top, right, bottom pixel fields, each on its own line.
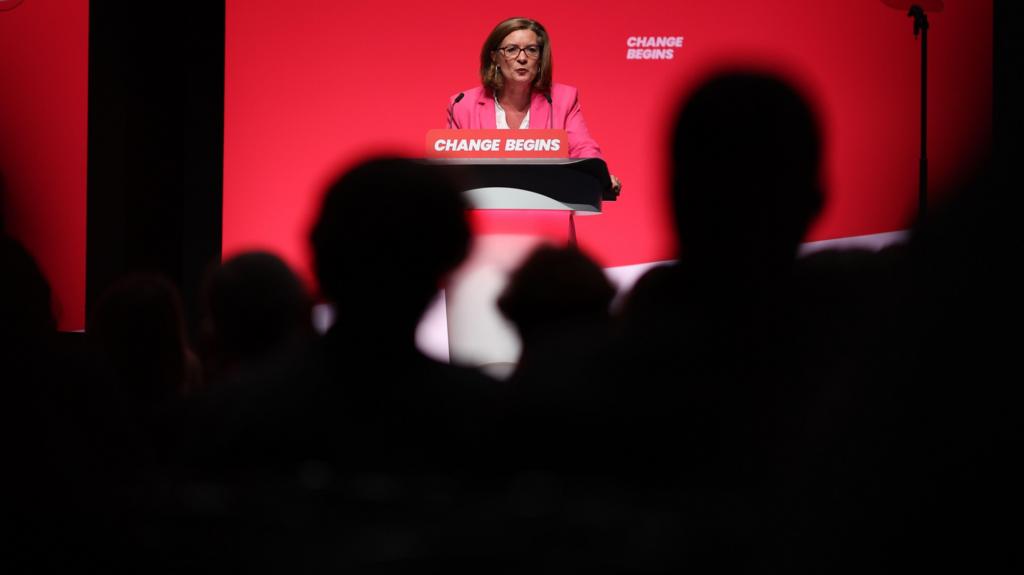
left=90, top=273, right=190, bottom=400
left=498, top=245, right=615, bottom=340
left=310, top=158, right=470, bottom=336
left=1, top=234, right=55, bottom=342
left=204, top=251, right=311, bottom=361
left=672, top=72, right=823, bottom=272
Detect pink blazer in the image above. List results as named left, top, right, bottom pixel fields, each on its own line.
left=446, top=83, right=604, bottom=159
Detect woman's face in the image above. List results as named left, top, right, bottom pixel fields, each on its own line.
left=493, top=29, right=540, bottom=88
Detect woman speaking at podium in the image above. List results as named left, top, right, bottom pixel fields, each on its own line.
left=447, top=17, right=621, bottom=193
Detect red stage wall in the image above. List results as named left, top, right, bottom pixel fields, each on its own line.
left=0, top=2, right=994, bottom=330
left=0, top=0, right=89, bottom=331
left=224, top=0, right=991, bottom=281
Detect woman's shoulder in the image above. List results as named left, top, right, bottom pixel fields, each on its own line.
left=451, top=86, right=488, bottom=104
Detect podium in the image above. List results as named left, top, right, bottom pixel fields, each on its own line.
left=420, top=130, right=614, bottom=377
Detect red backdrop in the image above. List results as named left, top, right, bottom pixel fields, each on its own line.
left=0, top=0, right=89, bottom=331
left=223, top=0, right=991, bottom=282
left=0, top=1, right=993, bottom=331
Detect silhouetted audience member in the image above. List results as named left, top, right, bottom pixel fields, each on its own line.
left=679, top=79, right=821, bottom=272
left=0, top=235, right=70, bottom=459
left=85, top=273, right=199, bottom=472
left=306, top=157, right=499, bottom=470
left=1, top=234, right=56, bottom=347
left=91, top=273, right=201, bottom=400
left=2, top=234, right=125, bottom=572
left=600, top=72, right=829, bottom=569
left=2, top=235, right=60, bottom=445
left=619, top=70, right=823, bottom=456
left=610, top=72, right=1008, bottom=573
left=311, top=160, right=472, bottom=348
left=1, top=233, right=60, bottom=470
left=837, top=165, right=1017, bottom=573
left=498, top=244, right=615, bottom=349
left=200, top=250, right=313, bottom=387
left=495, top=244, right=619, bottom=468
left=191, top=158, right=498, bottom=475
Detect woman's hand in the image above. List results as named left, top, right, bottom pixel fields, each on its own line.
left=610, top=174, right=622, bottom=196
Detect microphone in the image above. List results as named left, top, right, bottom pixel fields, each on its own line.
left=448, top=92, right=465, bottom=129
left=544, top=92, right=553, bottom=129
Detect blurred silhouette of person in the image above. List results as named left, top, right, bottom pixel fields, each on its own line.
left=840, top=163, right=1018, bottom=573
left=311, top=159, right=472, bottom=355
left=192, top=158, right=498, bottom=474
left=619, top=70, right=824, bottom=451
left=498, top=245, right=616, bottom=354
left=495, top=244, right=618, bottom=468
left=86, top=273, right=199, bottom=470
left=1, top=234, right=56, bottom=349
left=200, top=250, right=313, bottom=387
left=1, top=234, right=122, bottom=572
left=2, top=235, right=60, bottom=452
left=599, top=72, right=828, bottom=569
left=90, top=273, right=200, bottom=401
left=1, top=234, right=62, bottom=467
left=638, top=71, right=822, bottom=293
left=307, top=157, right=500, bottom=470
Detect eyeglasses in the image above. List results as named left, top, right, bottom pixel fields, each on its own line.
left=496, top=44, right=541, bottom=60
